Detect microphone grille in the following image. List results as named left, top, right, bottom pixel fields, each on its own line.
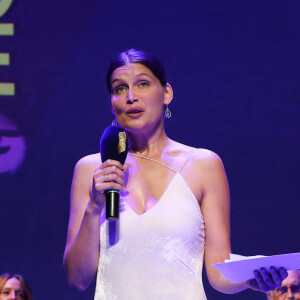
left=100, top=126, right=129, bottom=164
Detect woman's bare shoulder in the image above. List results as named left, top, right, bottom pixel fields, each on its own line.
left=171, top=140, right=221, bottom=162
left=74, top=153, right=102, bottom=174
left=168, top=140, right=223, bottom=174
left=192, top=148, right=222, bottom=161
left=171, top=140, right=224, bottom=170
left=189, top=148, right=226, bottom=179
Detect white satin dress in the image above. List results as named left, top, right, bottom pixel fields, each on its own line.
left=94, top=154, right=206, bottom=300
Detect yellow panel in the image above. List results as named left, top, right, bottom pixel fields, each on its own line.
left=0, top=83, right=15, bottom=95
left=0, top=53, right=10, bottom=65
left=0, top=23, right=14, bottom=35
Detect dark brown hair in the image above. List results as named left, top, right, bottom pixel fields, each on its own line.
left=106, top=49, right=168, bottom=95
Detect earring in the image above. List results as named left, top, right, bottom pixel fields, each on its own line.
left=111, top=119, right=119, bottom=126
left=165, top=106, right=171, bottom=118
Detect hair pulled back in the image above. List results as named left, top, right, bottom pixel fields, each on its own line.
left=106, top=49, right=168, bottom=95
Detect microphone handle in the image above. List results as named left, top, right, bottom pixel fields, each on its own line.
left=105, top=190, right=120, bottom=221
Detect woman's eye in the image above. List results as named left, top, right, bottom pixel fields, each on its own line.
left=114, top=85, right=127, bottom=94
left=2, top=291, right=10, bottom=295
left=138, top=80, right=149, bottom=87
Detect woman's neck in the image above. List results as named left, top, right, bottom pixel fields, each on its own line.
left=128, top=126, right=170, bottom=157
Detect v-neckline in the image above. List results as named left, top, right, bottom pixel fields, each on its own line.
left=123, top=172, right=180, bottom=217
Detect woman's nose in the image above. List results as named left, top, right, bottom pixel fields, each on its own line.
left=126, top=88, right=137, bottom=103
left=9, top=291, right=16, bottom=299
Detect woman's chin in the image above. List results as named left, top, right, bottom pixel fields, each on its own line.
left=120, top=119, right=145, bottom=130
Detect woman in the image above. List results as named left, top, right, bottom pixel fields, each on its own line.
left=64, top=49, right=287, bottom=299
left=0, top=273, right=33, bottom=300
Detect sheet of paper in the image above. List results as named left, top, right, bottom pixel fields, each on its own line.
left=213, top=252, right=300, bottom=283
left=224, top=253, right=266, bottom=263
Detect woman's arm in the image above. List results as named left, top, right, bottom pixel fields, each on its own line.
left=199, top=152, right=246, bottom=293
left=63, top=155, right=102, bottom=291
left=63, top=155, right=126, bottom=291
left=200, top=151, right=287, bottom=293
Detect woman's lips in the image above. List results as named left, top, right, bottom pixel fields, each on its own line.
left=126, top=108, right=144, bottom=117
left=126, top=111, right=144, bottom=118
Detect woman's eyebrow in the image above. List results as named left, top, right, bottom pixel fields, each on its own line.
left=136, top=73, right=151, bottom=78
left=112, top=73, right=151, bottom=85
left=111, top=78, right=123, bottom=85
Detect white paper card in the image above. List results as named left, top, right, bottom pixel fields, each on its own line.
left=213, top=252, right=300, bottom=283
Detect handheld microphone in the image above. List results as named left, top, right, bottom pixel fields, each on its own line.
left=100, top=125, right=129, bottom=221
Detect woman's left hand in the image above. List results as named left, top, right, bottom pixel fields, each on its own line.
left=246, top=267, right=288, bottom=292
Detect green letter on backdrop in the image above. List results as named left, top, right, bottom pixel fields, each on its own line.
left=0, top=0, right=15, bottom=95
left=0, top=0, right=13, bottom=18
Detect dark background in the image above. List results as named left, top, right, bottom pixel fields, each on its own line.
left=0, top=1, right=299, bottom=299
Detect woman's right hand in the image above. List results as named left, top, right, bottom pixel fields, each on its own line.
left=91, top=159, right=127, bottom=210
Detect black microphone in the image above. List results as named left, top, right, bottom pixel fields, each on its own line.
left=100, top=125, right=129, bottom=221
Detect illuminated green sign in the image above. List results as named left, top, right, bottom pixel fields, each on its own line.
left=0, top=0, right=15, bottom=96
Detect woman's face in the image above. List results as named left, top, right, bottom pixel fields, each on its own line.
left=0, top=278, right=24, bottom=300
left=110, top=63, right=172, bottom=133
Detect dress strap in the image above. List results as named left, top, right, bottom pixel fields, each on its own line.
left=178, top=150, right=195, bottom=173
left=128, top=153, right=177, bottom=173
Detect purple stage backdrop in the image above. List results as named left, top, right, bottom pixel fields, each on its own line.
left=0, top=1, right=299, bottom=299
